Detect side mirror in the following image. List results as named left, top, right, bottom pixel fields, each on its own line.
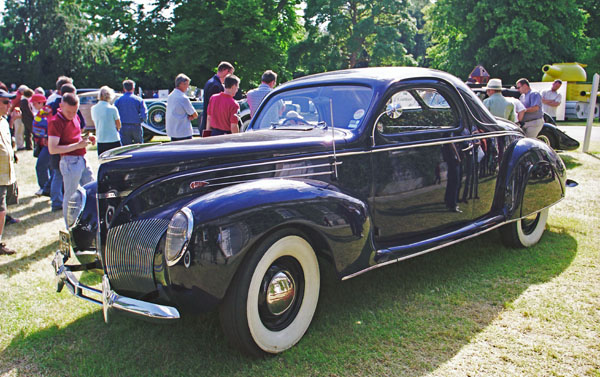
left=566, top=179, right=578, bottom=188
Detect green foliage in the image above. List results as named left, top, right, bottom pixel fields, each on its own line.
left=289, top=0, right=418, bottom=76
left=425, top=0, right=587, bottom=82
left=0, top=0, right=111, bottom=88
left=167, top=0, right=302, bottom=90
left=577, top=0, right=600, bottom=76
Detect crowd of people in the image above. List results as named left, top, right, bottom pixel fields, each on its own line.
left=482, top=77, right=563, bottom=138
left=0, top=63, right=277, bottom=256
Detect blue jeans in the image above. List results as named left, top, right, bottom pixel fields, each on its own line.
left=120, top=124, right=143, bottom=145
left=59, top=155, right=94, bottom=227
left=35, top=146, right=51, bottom=193
left=50, top=168, right=63, bottom=210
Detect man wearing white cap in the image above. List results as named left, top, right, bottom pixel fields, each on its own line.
left=483, top=78, right=515, bottom=122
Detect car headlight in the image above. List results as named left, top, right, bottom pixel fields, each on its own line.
left=66, top=187, right=86, bottom=228
left=165, top=208, right=193, bottom=266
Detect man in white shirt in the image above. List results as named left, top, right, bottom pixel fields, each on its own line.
left=166, top=74, right=198, bottom=141
left=541, top=79, right=562, bottom=119
left=246, top=70, right=277, bottom=117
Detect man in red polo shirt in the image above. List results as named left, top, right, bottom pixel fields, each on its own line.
left=47, top=93, right=96, bottom=226
left=206, top=75, right=240, bottom=136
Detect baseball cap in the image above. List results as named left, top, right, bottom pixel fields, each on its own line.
left=31, top=93, right=47, bottom=103
left=0, top=89, right=16, bottom=99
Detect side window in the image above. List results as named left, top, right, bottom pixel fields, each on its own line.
left=376, top=88, right=458, bottom=135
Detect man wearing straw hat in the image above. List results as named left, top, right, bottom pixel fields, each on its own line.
left=483, top=78, right=515, bottom=122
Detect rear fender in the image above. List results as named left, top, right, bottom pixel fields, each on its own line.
left=494, top=138, right=566, bottom=220
left=166, top=178, right=369, bottom=301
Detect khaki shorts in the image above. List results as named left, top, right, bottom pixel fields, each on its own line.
left=0, top=185, right=8, bottom=212
left=522, top=118, right=544, bottom=138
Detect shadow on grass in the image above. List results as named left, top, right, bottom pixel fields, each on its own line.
left=560, top=154, right=582, bottom=170
left=0, top=241, right=59, bottom=278
left=8, top=200, right=62, bottom=221
left=0, top=229, right=577, bottom=377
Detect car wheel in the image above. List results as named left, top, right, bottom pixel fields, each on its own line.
left=147, top=104, right=167, bottom=132
left=500, top=208, right=549, bottom=248
left=240, top=116, right=251, bottom=132
left=219, top=231, right=320, bottom=357
left=537, top=131, right=556, bottom=149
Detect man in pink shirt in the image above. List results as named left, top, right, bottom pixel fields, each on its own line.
left=206, top=75, right=240, bottom=136
left=48, top=93, right=96, bottom=226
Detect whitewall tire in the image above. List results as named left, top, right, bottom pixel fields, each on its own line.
left=501, top=208, right=549, bottom=248
left=220, top=231, right=320, bottom=356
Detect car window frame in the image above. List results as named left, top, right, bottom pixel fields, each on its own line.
left=373, top=81, right=467, bottom=144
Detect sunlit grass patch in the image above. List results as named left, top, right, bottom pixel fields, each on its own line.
left=0, top=146, right=598, bottom=376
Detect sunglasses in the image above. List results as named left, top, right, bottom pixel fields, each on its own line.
left=0, top=100, right=9, bottom=104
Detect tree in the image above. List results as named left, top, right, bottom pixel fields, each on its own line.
left=0, top=0, right=109, bottom=88
left=577, top=0, right=600, bottom=76
left=289, top=0, right=417, bottom=76
left=424, top=0, right=587, bottom=82
left=166, top=0, right=303, bottom=90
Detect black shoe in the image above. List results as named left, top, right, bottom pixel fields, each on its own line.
left=0, top=243, right=16, bottom=255
left=6, top=215, right=20, bottom=225
left=449, top=206, right=462, bottom=213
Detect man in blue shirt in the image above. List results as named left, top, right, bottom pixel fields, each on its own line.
left=247, top=70, right=277, bottom=118
left=114, top=79, right=147, bottom=145
left=200, top=62, right=234, bottom=133
left=516, top=78, right=544, bottom=138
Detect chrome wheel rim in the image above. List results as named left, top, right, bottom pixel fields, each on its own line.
left=258, top=256, right=304, bottom=331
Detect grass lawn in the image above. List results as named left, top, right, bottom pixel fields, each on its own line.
left=0, top=140, right=599, bottom=376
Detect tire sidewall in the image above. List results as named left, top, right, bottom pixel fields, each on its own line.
left=516, top=208, right=549, bottom=247
left=246, top=234, right=320, bottom=354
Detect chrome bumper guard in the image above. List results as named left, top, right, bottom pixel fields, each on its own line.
left=52, top=251, right=180, bottom=323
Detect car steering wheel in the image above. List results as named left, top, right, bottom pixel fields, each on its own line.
left=281, top=117, right=310, bottom=126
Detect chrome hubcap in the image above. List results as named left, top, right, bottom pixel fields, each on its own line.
left=153, top=112, right=164, bottom=123
left=266, top=271, right=296, bottom=315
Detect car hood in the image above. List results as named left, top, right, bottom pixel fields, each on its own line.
left=97, top=127, right=354, bottom=195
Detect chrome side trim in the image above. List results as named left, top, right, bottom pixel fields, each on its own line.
left=52, top=252, right=180, bottom=321
left=97, top=190, right=132, bottom=200
left=95, top=131, right=519, bottom=200
left=341, top=221, right=509, bottom=281
left=99, top=154, right=133, bottom=164
left=370, top=131, right=519, bottom=154
left=202, top=161, right=342, bottom=185
left=205, top=171, right=338, bottom=189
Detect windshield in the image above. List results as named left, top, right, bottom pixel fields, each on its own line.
left=251, top=85, right=373, bottom=131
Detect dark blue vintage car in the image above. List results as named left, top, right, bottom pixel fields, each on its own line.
left=53, top=67, right=567, bottom=356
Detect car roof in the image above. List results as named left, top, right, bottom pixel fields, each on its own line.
left=280, top=67, right=468, bottom=92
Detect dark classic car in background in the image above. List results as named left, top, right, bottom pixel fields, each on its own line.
left=469, top=86, right=580, bottom=151
left=143, top=97, right=251, bottom=141
left=77, top=90, right=251, bottom=142
left=54, top=67, right=568, bottom=357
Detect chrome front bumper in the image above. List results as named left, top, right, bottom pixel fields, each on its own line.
left=52, top=251, right=180, bottom=322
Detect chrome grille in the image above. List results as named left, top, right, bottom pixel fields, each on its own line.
left=105, top=219, right=169, bottom=293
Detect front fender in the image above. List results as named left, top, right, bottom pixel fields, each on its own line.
left=494, top=138, right=566, bottom=220
left=165, top=178, right=369, bottom=307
